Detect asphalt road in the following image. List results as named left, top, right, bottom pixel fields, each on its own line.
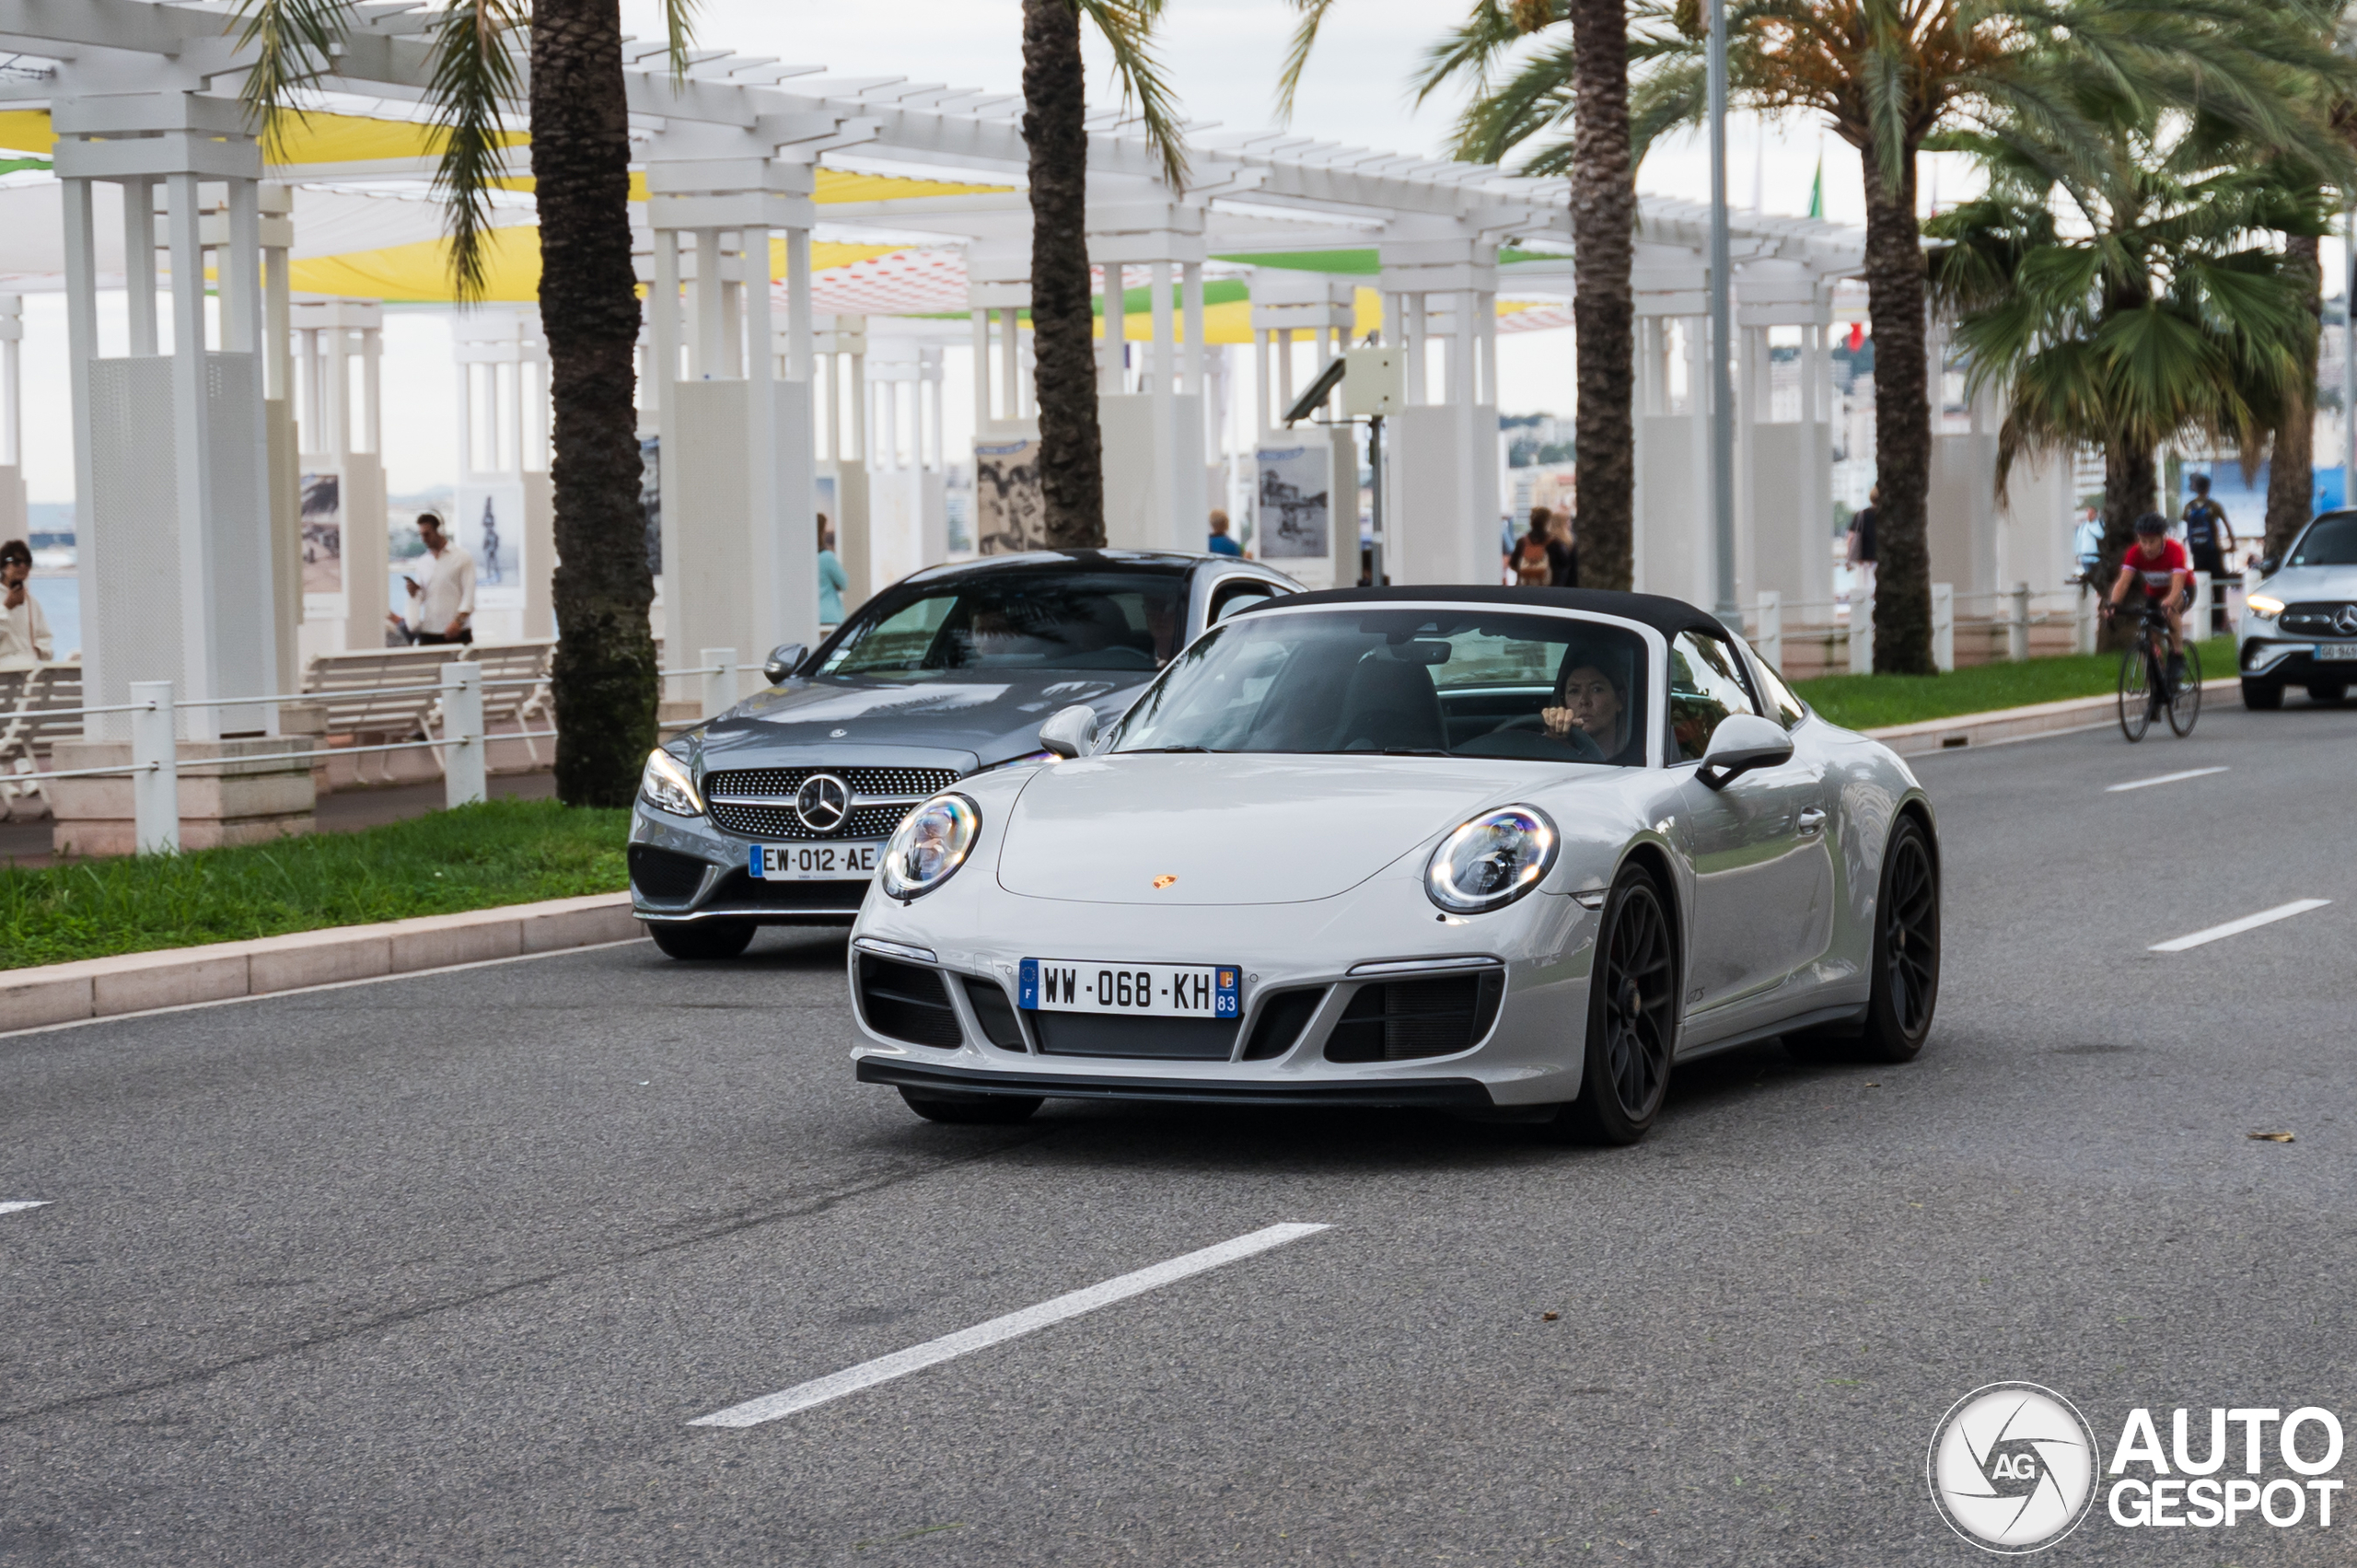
left=4, top=697, right=2355, bottom=1566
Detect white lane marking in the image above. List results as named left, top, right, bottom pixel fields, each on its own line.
left=0, top=1201, right=52, bottom=1215
left=690, top=1222, right=1331, bottom=1429
left=2150, top=900, right=2331, bottom=953
left=2107, top=765, right=2230, bottom=793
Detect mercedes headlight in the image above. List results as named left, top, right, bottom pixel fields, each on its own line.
left=638, top=749, right=703, bottom=818
left=2247, top=593, right=2284, bottom=621
left=880, top=794, right=981, bottom=900
left=1425, top=806, right=1559, bottom=914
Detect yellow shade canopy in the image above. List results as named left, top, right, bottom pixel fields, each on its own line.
left=289, top=234, right=909, bottom=305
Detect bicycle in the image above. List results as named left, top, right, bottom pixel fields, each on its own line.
left=2110, top=597, right=2200, bottom=741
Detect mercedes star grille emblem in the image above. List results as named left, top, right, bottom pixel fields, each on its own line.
left=2335, top=604, right=2357, bottom=636
left=794, top=773, right=852, bottom=832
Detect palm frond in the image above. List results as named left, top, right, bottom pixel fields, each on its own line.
left=226, top=0, right=355, bottom=154
left=1274, top=0, right=1342, bottom=125
left=665, top=0, right=704, bottom=85
left=1076, top=0, right=1190, bottom=190
left=424, top=0, right=527, bottom=304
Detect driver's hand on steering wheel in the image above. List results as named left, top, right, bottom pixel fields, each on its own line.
left=1541, top=705, right=1581, bottom=739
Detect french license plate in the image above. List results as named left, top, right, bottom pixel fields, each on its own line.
left=2316, top=643, right=2357, bottom=661
left=749, top=842, right=883, bottom=880
left=1019, top=958, right=1241, bottom=1018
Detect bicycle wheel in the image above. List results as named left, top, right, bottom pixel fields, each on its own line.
left=2167, top=640, right=2202, bottom=736
left=2118, top=639, right=2153, bottom=742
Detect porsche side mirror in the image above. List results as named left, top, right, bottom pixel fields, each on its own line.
left=1697, top=714, right=1793, bottom=790
left=762, top=643, right=807, bottom=684
left=1038, top=703, right=1098, bottom=760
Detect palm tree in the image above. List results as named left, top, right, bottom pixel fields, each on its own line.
left=235, top=0, right=696, bottom=807
left=1619, top=0, right=2345, bottom=673
left=1021, top=0, right=1187, bottom=550
left=1285, top=0, right=1642, bottom=591
left=1928, top=118, right=2328, bottom=607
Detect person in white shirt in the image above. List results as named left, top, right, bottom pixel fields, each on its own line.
left=0, top=538, right=52, bottom=667
left=388, top=512, right=475, bottom=645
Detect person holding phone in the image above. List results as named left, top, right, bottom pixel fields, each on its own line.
left=1, top=537, right=52, bottom=667
left=387, top=511, right=475, bottom=645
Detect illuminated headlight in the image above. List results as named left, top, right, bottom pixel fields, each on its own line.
left=1425, top=806, right=1559, bottom=914
left=638, top=749, right=703, bottom=818
left=2247, top=593, right=2284, bottom=621
left=880, top=793, right=981, bottom=900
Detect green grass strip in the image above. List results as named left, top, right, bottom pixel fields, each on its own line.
left=1794, top=637, right=2236, bottom=731
left=1, top=798, right=629, bottom=970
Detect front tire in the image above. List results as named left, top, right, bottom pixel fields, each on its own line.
left=647, top=919, right=756, bottom=960
left=2118, top=643, right=2153, bottom=741
left=1550, top=865, right=1678, bottom=1145
left=2242, top=677, right=2283, bottom=711
left=1859, top=816, right=1939, bottom=1063
left=898, top=1086, right=1042, bottom=1125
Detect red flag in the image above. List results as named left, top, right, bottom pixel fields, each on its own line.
left=1846, top=322, right=1865, bottom=354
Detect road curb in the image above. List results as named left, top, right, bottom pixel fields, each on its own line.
left=1864, top=678, right=2240, bottom=757
left=0, top=892, right=638, bottom=1035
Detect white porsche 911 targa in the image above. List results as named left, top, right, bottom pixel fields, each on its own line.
left=846, top=587, right=1939, bottom=1144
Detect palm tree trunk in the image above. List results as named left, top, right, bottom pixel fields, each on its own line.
left=1021, top=0, right=1106, bottom=549
left=1861, top=151, right=1932, bottom=675
left=2098, top=436, right=2156, bottom=650
left=1567, top=0, right=1633, bottom=591
left=2264, top=230, right=2321, bottom=561
left=531, top=0, right=656, bottom=807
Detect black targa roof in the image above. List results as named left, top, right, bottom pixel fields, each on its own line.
left=1237, top=585, right=1731, bottom=642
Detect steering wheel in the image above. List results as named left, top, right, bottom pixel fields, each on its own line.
left=1492, top=714, right=1605, bottom=761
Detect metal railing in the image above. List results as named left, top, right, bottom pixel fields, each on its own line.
left=7, top=662, right=515, bottom=854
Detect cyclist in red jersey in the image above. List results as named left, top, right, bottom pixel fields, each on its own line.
left=2107, top=511, right=2192, bottom=678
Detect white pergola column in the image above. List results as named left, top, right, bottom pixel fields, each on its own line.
left=644, top=157, right=819, bottom=691
left=808, top=313, right=871, bottom=610
left=452, top=306, right=555, bottom=643
left=0, top=296, right=27, bottom=540
left=1377, top=222, right=1503, bottom=585
left=57, top=92, right=276, bottom=740
left=1089, top=203, right=1207, bottom=552
left=291, top=298, right=388, bottom=660
left=1248, top=272, right=1356, bottom=587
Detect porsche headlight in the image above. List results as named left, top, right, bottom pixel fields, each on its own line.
left=638, top=749, right=703, bottom=818
left=880, top=793, right=981, bottom=900
left=2247, top=593, right=2284, bottom=621
left=1425, top=806, right=1559, bottom=914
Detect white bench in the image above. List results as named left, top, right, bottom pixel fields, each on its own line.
left=0, top=661, right=84, bottom=814
left=302, top=640, right=553, bottom=781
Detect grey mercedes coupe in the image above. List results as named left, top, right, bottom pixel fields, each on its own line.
left=628, top=550, right=1299, bottom=958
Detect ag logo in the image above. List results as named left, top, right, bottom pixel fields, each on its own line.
left=1928, top=1383, right=2100, bottom=1553
left=793, top=772, right=851, bottom=832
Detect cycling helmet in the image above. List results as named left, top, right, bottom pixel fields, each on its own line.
left=2133, top=512, right=2167, bottom=536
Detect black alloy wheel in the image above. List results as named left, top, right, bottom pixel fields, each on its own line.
left=2241, top=677, right=2283, bottom=711
left=1552, top=865, right=1678, bottom=1145
left=899, top=1086, right=1043, bottom=1125
left=1860, top=817, right=1939, bottom=1063
left=647, top=919, right=757, bottom=960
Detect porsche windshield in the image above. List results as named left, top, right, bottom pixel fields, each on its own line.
left=815, top=572, right=1188, bottom=676
left=1108, top=609, right=1652, bottom=765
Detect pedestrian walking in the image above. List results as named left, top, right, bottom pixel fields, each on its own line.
left=0, top=538, right=51, bottom=667
left=388, top=511, right=475, bottom=645
left=1846, top=487, right=1879, bottom=597
left=1546, top=508, right=1578, bottom=587
left=1207, top=508, right=1244, bottom=557
left=1511, top=525, right=1553, bottom=587
left=2180, top=474, right=2235, bottom=634
left=818, top=513, right=848, bottom=628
